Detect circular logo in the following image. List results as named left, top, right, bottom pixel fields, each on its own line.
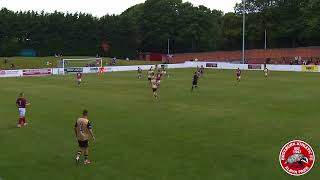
left=279, top=140, right=315, bottom=176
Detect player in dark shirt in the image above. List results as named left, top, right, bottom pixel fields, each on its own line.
left=191, top=72, right=199, bottom=91
left=16, top=92, right=30, bottom=128
left=76, top=73, right=82, bottom=86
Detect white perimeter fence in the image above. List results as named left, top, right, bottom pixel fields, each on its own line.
left=0, top=61, right=319, bottom=78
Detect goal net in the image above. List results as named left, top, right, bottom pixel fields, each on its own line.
left=60, top=58, right=103, bottom=75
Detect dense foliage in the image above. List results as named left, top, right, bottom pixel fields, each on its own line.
left=1, top=0, right=320, bottom=57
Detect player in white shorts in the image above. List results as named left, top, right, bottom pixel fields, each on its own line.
left=76, top=72, right=82, bottom=86
left=236, top=68, right=241, bottom=83
left=151, top=77, right=158, bottom=99
left=16, top=92, right=31, bottom=128
left=264, top=68, right=269, bottom=78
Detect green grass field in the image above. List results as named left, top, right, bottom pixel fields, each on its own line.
left=0, top=57, right=156, bottom=70
left=0, top=69, right=319, bottom=180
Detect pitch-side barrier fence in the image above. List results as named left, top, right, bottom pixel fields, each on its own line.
left=0, top=61, right=319, bottom=78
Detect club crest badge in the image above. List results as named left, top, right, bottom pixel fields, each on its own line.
left=279, top=140, right=315, bottom=176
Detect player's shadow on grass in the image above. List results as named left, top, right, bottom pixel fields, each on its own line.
left=0, top=124, right=22, bottom=131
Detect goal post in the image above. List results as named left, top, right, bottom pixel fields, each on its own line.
left=61, top=58, right=103, bottom=75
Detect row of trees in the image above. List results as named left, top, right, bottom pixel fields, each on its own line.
left=1, top=0, right=320, bottom=58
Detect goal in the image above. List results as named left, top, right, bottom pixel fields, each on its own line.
left=60, top=58, right=103, bottom=75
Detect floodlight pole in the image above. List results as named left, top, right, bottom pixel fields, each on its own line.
left=167, top=38, right=170, bottom=55
left=242, top=0, right=246, bottom=64
left=264, top=28, right=267, bottom=50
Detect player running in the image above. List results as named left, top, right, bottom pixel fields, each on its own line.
left=196, top=66, right=201, bottom=77
left=16, top=92, right=30, bottom=128
left=191, top=72, right=199, bottom=91
left=151, top=77, right=158, bottom=99
left=76, top=72, right=82, bottom=86
left=74, top=110, right=95, bottom=165
left=147, top=67, right=154, bottom=82
left=264, top=67, right=269, bottom=78
left=200, top=65, right=204, bottom=77
left=236, top=68, right=241, bottom=83
left=156, top=71, right=162, bottom=86
left=138, top=67, right=142, bottom=79
left=162, top=68, right=169, bottom=78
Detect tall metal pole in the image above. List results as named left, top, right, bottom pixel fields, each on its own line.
left=242, top=0, right=246, bottom=64
left=167, top=38, right=170, bottom=55
left=264, top=28, right=267, bottom=50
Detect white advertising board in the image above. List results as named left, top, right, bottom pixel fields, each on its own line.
left=2, top=61, right=320, bottom=78
left=0, top=70, right=23, bottom=77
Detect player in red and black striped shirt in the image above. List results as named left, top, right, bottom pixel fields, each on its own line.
left=76, top=73, right=82, bottom=86
left=236, top=68, right=241, bottom=83
left=16, top=92, right=30, bottom=128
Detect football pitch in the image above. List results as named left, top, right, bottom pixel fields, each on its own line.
left=0, top=69, right=319, bottom=180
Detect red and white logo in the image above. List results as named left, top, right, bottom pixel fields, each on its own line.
left=279, top=140, right=315, bottom=176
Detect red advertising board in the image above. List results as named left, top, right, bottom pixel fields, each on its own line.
left=23, top=69, right=52, bottom=76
